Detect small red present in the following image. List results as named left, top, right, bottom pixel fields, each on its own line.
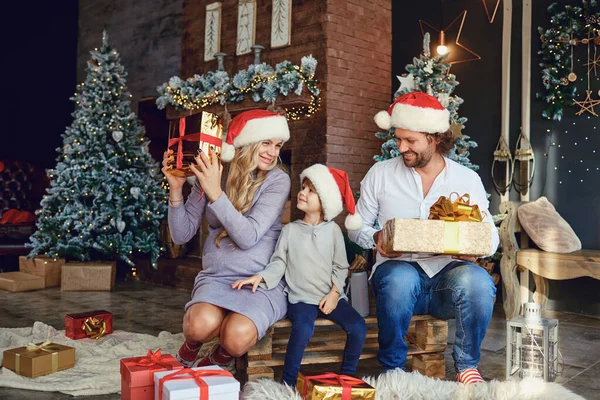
left=121, top=349, right=183, bottom=400
left=65, top=310, right=113, bottom=340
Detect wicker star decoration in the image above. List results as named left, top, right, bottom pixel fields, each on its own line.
left=450, top=122, right=464, bottom=138
left=419, top=10, right=481, bottom=65
left=574, top=90, right=600, bottom=117
left=481, top=0, right=501, bottom=24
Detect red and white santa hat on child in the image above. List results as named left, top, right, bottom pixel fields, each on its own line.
left=300, top=164, right=363, bottom=231
left=221, top=109, right=290, bottom=162
left=374, top=92, right=450, bottom=134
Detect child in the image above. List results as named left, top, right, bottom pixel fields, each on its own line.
left=232, top=164, right=367, bottom=386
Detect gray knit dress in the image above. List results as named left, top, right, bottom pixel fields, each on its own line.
left=168, top=168, right=291, bottom=339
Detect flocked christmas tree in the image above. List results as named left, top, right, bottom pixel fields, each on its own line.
left=374, top=33, right=479, bottom=171
left=28, top=31, right=167, bottom=267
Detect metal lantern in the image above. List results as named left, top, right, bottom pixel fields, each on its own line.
left=506, top=303, right=559, bottom=382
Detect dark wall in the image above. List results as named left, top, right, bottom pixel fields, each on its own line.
left=2, top=2, right=79, bottom=169
left=393, top=0, right=600, bottom=316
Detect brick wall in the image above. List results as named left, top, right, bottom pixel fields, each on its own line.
left=77, top=0, right=183, bottom=111
left=182, top=0, right=392, bottom=222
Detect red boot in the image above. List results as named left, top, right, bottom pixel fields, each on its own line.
left=194, top=343, right=236, bottom=374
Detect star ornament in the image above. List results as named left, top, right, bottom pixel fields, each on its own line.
left=450, top=122, right=464, bottom=138
left=573, top=90, right=600, bottom=117
left=419, top=10, right=481, bottom=65
left=395, top=73, right=415, bottom=95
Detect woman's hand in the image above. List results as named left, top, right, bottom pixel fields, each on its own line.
left=232, top=274, right=264, bottom=292
left=319, top=290, right=340, bottom=315
left=190, top=149, right=223, bottom=203
left=161, top=149, right=187, bottom=197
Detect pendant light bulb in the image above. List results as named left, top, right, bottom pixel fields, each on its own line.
left=437, top=30, right=448, bottom=55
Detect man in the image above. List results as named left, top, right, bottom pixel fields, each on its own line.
left=348, top=92, right=499, bottom=385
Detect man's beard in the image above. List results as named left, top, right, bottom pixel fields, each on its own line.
left=401, top=148, right=434, bottom=168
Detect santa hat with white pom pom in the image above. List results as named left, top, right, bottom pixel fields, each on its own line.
left=221, top=109, right=290, bottom=162
left=374, top=91, right=450, bottom=134
left=300, top=164, right=363, bottom=231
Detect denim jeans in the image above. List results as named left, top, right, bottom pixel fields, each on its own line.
left=282, top=299, right=367, bottom=386
left=370, top=260, right=496, bottom=373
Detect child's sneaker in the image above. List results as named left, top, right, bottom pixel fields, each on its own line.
left=456, top=368, right=484, bottom=385
left=175, top=340, right=202, bottom=368
left=193, top=343, right=236, bottom=374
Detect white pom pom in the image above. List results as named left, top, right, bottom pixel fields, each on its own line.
left=374, top=111, right=392, bottom=130
left=220, top=143, right=235, bottom=162
left=345, top=213, right=363, bottom=231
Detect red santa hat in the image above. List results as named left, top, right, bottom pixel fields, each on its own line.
left=221, top=109, right=290, bottom=162
left=300, top=164, right=363, bottom=231
left=374, top=92, right=450, bottom=134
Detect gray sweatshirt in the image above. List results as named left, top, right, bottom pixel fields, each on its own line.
left=259, top=219, right=349, bottom=305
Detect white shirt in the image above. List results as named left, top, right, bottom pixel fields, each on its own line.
left=348, top=157, right=499, bottom=278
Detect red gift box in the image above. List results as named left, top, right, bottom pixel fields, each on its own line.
left=121, top=350, right=183, bottom=400
left=65, top=310, right=113, bottom=340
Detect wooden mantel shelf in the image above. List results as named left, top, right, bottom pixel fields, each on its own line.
left=165, top=91, right=313, bottom=120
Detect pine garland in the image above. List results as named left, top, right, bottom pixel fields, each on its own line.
left=156, top=56, right=320, bottom=116
left=537, top=1, right=599, bottom=121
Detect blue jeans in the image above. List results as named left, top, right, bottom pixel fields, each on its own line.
left=370, top=260, right=496, bottom=373
left=282, top=299, right=367, bottom=386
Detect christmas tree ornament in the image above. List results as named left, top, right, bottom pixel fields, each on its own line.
left=117, top=220, right=126, bottom=233
left=130, top=187, right=141, bottom=199
left=449, top=122, right=463, bottom=138
left=396, top=73, right=415, bottom=93
left=567, top=72, right=578, bottom=82
left=112, top=130, right=123, bottom=142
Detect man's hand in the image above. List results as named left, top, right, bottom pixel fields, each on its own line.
left=231, top=274, right=264, bottom=292
left=319, top=290, right=340, bottom=315
left=374, top=230, right=403, bottom=258
left=451, top=255, right=478, bottom=263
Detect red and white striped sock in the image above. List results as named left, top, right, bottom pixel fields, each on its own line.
left=456, top=368, right=484, bottom=385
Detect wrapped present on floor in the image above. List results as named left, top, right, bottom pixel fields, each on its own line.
left=297, top=372, right=376, bottom=400
left=121, top=350, right=183, bottom=400
left=19, top=256, right=65, bottom=288
left=154, top=366, right=239, bottom=400
left=0, top=271, right=45, bottom=292
left=383, top=193, right=492, bottom=257
left=167, top=111, right=223, bottom=177
left=60, top=261, right=116, bottom=291
left=2, top=339, right=76, bottom=378
left=65, top=310, right=113, bottom=340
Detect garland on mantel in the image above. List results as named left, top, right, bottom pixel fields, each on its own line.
left=537, top=1, right=599, bottom=121
left=156, top=55, right=320, bottom=120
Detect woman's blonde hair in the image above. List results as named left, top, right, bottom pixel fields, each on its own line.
left=215, top=141, right=282, bottom=247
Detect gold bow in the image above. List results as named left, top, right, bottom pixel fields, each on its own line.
left=429, top=192, right=484, bottom=222
left=82, top=317, right=107, bottom=339
left=26, top=339, right=57, bottom=352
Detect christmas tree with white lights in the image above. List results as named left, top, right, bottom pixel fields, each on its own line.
left=374, top=33, right=479, bottom=171
left=28, top=31, right=167, bottom=266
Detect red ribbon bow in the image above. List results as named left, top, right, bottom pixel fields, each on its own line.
left=168, top=118, right=223, bottom=169
left=135, top=349, right=172, bottom=369
left=302, top=373, right=366, bottom=400
left=158, top=367, right=234, bottom=399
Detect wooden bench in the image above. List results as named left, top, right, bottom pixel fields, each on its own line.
left=237, top=299, right=448, bottom=382
left=499, top=201, right=600, bottom=320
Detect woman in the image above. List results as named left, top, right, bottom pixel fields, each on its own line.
left=163, top=109, right=291, bottom=370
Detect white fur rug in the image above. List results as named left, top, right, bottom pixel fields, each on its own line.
left=0, top=321, right=212, bottom=396
left=242, top=370, right=585, bottom=400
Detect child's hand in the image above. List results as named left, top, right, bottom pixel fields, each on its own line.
left=319, top=291, right=340, bottom=315
left=232, top=275, right=264, bottom=292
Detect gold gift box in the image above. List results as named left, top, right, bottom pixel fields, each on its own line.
left=3, top=341, right=76, bottom=378
left=167, top=111, right=222, bottom=177
left=60, top=261, right=116, bottom=292
left=0, top=272, right=45, bottom=292
left=383, top=218, right=491, bottom=256
left=296, top=372, right=375, bottom=400
left=19, top=256, right=65, bottom=288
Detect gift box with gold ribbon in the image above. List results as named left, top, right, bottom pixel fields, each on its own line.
left=296, top=372, right=375, bottom=400
left=121, top=349, right=183, bottom=400
left=65, top=310, right=113, bottom=340
left=383, top=193, right=492, bottom=256
left=2, top=340, right=76, bottom=378
left=167, top=111, right=223, bottom=177
left=154, top=366, right=240, bottom=400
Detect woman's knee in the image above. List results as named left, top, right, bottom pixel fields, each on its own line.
left=220, top=316, right=258, bottom=357
left=183, top=304, right=225, bottom=342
